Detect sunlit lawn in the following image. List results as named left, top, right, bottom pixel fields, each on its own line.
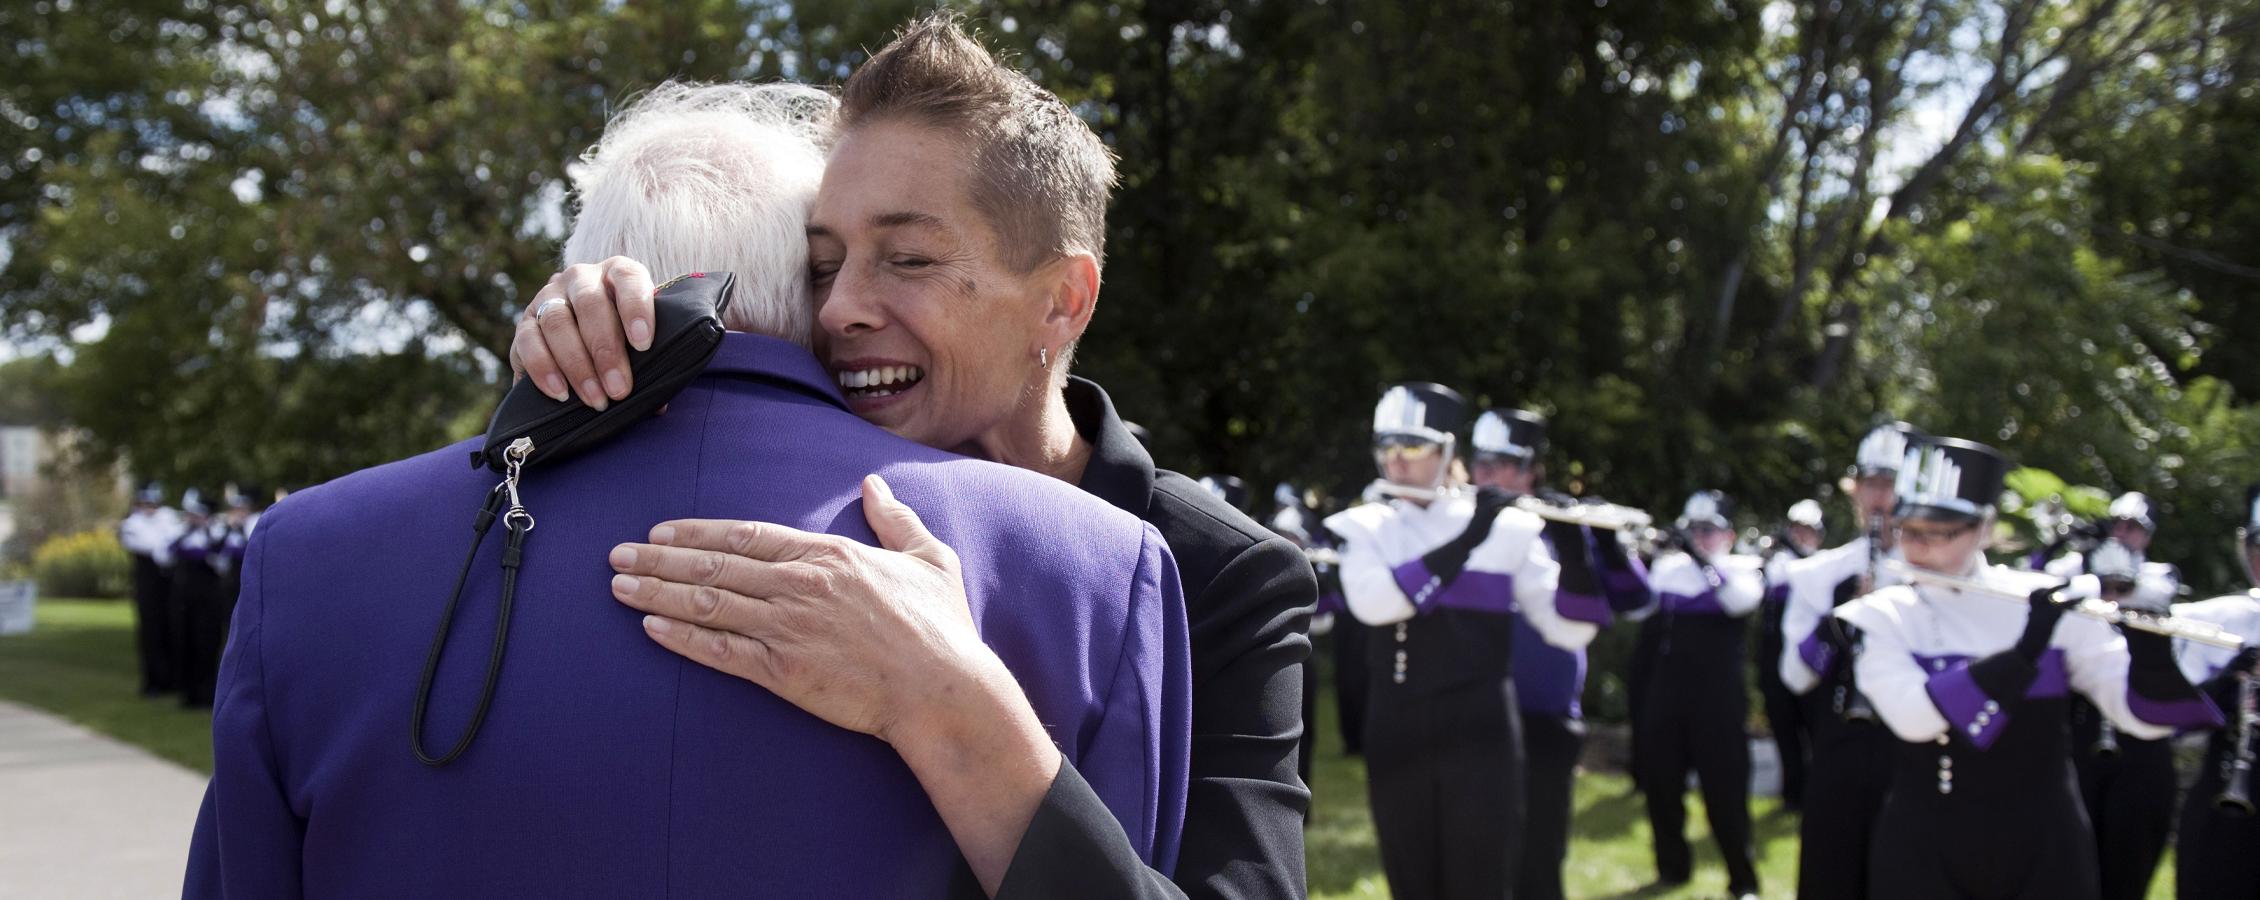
left=0, top=599, right=2181, bottom=897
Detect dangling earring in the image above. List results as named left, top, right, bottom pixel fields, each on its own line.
left=1038, top=347, right=1050, bottom=369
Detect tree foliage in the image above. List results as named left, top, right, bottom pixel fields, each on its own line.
left=4, top=0, right=2256, bottom=590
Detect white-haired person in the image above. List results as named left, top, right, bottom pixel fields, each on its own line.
left=506, top=14, right=1313, bottom=900
left=1835, top=436, right=2218, bottom=899
left=186, top=76, right=1195, bottom=897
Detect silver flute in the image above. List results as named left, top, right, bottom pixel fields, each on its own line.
left=1362, top=480, right=1655, bottom=532
left=1880, top=560, right=2247, bottom=650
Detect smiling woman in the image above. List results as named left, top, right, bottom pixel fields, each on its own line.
left=509, top=12, right=1314, bottom=900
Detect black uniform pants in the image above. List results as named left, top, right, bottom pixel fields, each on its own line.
left=129, top=554, right=176, bottom=695
left=2179, top=759, right=2260, bottom=900
left=1365, top=677, right=1525, bottom=900
left=177, top=565, right=235, bottom=709
left=1637, top=633, right=1758, bottom=891
left=1870, top=788, right=2099, bottom=900
left=1335, top=622, right=1370, bottom=755
left=1759, top=596, right=1809, bottom=808
left=1516, top=713, right=1585, bottom=900
left=1796, top=706, right=1892, bottom=900
left=2072, top=720, right=2176, bottom=900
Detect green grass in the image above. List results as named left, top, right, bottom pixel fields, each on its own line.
left=0, top=598, right=214, bottom=772
left=0, top=599, right=2183, bottom=897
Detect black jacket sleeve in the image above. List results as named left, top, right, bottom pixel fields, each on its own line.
left=993, top=534, right=1316, bottom=900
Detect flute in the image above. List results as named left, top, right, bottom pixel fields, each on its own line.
left=1880, top=560, right=2247, bottom=650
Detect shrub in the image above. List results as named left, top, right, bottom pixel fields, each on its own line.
left=31, top=530, right=131, bottom=599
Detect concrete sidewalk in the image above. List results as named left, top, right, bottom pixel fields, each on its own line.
left=0, top=700, right=208, bottom=899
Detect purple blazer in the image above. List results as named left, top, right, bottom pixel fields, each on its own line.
left=186, top=334, right=1191, bottom=898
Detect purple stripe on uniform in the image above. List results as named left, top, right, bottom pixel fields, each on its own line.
left=2128, top=691, right=2225, bottom=730
left=173, top=543, right=210, bottom=562
left=1314, top=591, right=1346, bottom=617
left=1392, top=558, right=1446, bottom=610
left=1910, top=650, right=2069, bottom=699
left=1555, top=589, right=1611, bottom=626
left=1602, top=566, right=1652, bottom=612
left=1797, top=628, right=1837, bottom=678
left=1659, top=591, right=1725, bottom=615
left=1512, top=615, right=1586, bottom=719
left=1925, top=665, right=2012, bottom=750
left=1433, top=570, right=1520, bottom=614
left=2030, top=649, right=2069, bottom=697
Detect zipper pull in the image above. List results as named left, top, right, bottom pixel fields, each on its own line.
left=502, top=437, right=536, bottom=533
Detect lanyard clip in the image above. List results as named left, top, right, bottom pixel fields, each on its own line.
left=502, top=437, right=536, bottom=532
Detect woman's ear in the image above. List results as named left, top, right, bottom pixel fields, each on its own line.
left=1038, top=252, right=1100, bottom=348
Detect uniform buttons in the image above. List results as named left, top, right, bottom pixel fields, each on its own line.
left=1983, top=701, right=2000, bottom=714
left=1393, top=673, right=1407, bottom=684
left=1935, top=734, right=1951, bottom=746
left=1938, top=780, right=1954, bottom=795
left=1932, top=660, right=1948, bottom=672
left=1938, top=756, right=1953, bottom=769
left=1967, top=723, right=1984, bottom=737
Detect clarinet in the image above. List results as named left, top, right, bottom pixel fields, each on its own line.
left=2217, top=658, right=2260, bottom=816
left=2094, top=718, right=2122, bottom=758
left=1837, top=516, right=1883, bottom=723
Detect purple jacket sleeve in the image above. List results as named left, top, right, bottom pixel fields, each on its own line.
left=1071, top=526, right=1193, bottom=871
left=1599, top=550, right=1653, bottom=614
left=184, top=512, right=305, bottom=899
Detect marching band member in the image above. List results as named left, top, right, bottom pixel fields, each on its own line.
left=2171, top=484, right=2260, bottom=900
left=1637, top=490, right=1764, bottom=899
left=1325, top=383, right=1595, bottom=900
left=118, top=485, right=184, bottom=696
left=2066, top=538, right=2182, bottom=900
left=1778, top=421, right=1916, bottom=899
left=1759, top=498, right=1824, bottom=812
left=1836, top=436, right=2220, bottom=899
left=1467, top=407, right=1651, bottom=900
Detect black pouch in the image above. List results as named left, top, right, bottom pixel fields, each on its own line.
left=471, top=270, right=736, bottom=472
left=413, top=271, right=734, bottom=767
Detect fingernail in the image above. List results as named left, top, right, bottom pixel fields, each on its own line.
left=610, top=545, right=637, bottom=568
left=612, top=574, right=640, bottom=595
left=580, top=380, right=608, bottom=410
left=604, top=370, right=629, bottom=399
left=644, top=615, right=672, bottom=635
left=651, top=524, right=676, bottom=545
left=541, top=374, right=568, bottom=401
left=629, top=319, right=651, bottom=349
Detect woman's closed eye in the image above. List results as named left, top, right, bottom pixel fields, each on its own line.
left=889, top=255, right=935, bottom=271
left=810, top=259, right=842, bottom=286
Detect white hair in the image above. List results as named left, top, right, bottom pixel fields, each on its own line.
left=563, top=81, right=837, bottom=347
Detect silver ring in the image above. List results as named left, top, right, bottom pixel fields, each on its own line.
left=534, top=297, right=570, bottom=320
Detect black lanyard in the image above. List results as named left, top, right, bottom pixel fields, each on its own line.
left=412, top=438, right=536, bottom=767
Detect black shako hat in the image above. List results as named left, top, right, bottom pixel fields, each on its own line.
left=1894, top=435, right=2010, bottom=522
left=1197, top=475, right=1250, bottom=513
left=1371, top=382, right=1467, bottom=446
left=1472, top=408, right=1546, bottom=460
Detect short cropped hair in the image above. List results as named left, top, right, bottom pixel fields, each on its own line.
left=563, top=81, right=837, bottom=346
left=840, top=12, right=1118, bottom=274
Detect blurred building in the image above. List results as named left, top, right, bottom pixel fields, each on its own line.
left=1, top=425, right=47, bottom=500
